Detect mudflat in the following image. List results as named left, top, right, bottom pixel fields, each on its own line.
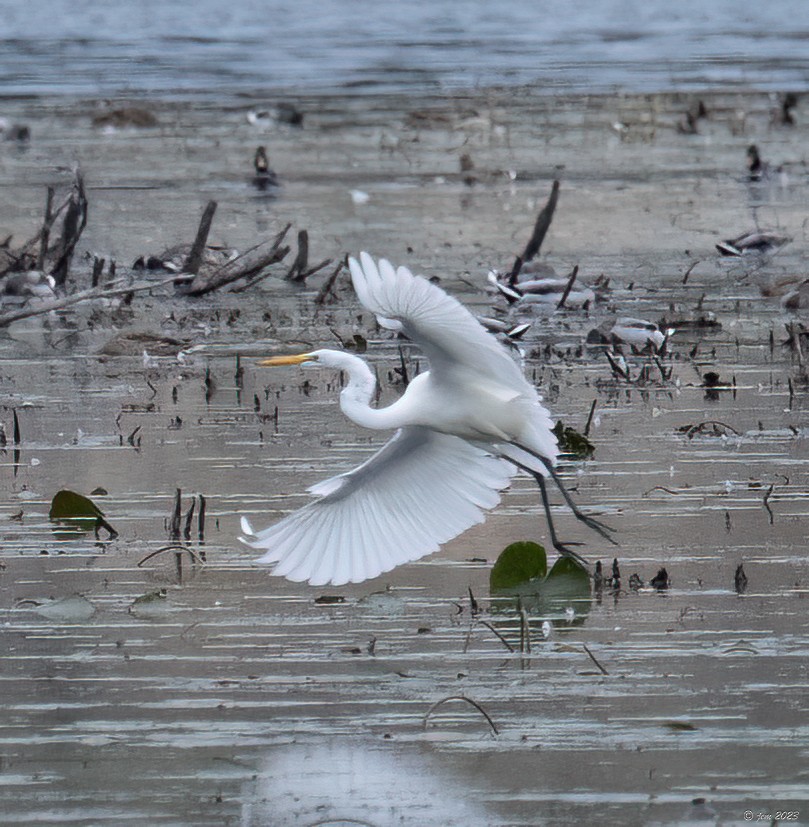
left=0, top=88, right=807, bottom=825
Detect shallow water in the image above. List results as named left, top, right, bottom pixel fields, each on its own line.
left=2, top=0, right=809, bottom=97
left=0, top=88, right=809, bottom=824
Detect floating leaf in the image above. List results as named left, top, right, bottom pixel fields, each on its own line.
left=49, top=489, right=117, bottom=539
left=552, top=420, right=595, bottom=459
left=50, top=490, right=105, bottom=521
left=490, top=541, right=547, bottom=592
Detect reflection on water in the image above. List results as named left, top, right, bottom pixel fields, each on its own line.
left=243, top=739, right=494, bottom=826
left=2, top=0, right=809, bottom=97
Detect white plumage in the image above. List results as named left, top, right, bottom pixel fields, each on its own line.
left=241, top=252, right=609, bottom=586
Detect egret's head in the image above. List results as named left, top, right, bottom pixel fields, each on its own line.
left=260, top=350, right=320, bottom=369
left=259, top=349, right=352, bottom=370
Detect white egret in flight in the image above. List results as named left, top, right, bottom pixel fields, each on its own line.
left=240, top=253, right=614, bottom=585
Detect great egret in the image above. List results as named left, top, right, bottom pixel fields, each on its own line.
left=240, top=252, right=613, bottom=585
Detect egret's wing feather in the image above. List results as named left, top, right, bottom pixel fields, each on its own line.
left=349, top=252, right=531, bottom=393
left=240, top=427, right=514, bottom=586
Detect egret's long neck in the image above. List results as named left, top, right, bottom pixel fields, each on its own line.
left=337, top=353, right=400, bottom=431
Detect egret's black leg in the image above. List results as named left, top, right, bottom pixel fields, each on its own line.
left=533, top=471, right=587, bottom=566
left=536, top=456, right=618, bottom=546
left=507, top=441, right=618, bottom=545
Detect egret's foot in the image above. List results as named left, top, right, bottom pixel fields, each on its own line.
left=576, top=512, right=618, bottom=546
left=552, top=540, right=588, bottom=568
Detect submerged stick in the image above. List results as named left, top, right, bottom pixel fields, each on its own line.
left=423, top=695, right=499, bottom=736
left=12, top=408, right=20, bottom=474
left=137, top=544, right=204, bottom=567
left=583, top=398, right=597, bottom=437
left=478, top=620, right=515, bottom=653
left=556, top=264, right=579, bottom=309
left=197, top=494, right=206, bottom=545
left=582, top=643, right=609, bottom=675
left=169, top=488, right=182, bottom=542
left=183, top=498, right=196, bottom=541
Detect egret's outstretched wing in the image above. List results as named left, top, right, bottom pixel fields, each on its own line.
left=349, top=252, right=532, bottom=393
left=240, top=427, right=514, bottom=586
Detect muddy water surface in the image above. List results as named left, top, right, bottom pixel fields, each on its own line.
left=0, top=89, right=808, bottom=825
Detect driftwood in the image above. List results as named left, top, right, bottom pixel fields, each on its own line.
left=1, top=169, right=88, bottom=283
left=185, top=224, right=292, bottom=296
left=0, top=276, right=178, bottom=328
left=508, top=179, right=560, bottom=286
left=2, top=171, right=334, bottom=325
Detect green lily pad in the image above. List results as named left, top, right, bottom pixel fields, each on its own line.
left=552, top=420, right=595, bottom=459
left=490, top=541, right=547, bottom=592
left=49, top=490, right=118, bottom=539
left=490, top=542, right=592, bottom=630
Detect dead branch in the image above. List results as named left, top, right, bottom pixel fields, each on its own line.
left=314, top=256, right=347, bottom=304
left=186, top=223, right=291, bottom=295
left=285, top=229, right=309, bottom=281
left=50, top=170, right=88, bottom=285
left=37, top=187, right=55, bottom=270
left=508, top=179, right=560, bottom=286
left=182, top=200, right=218, bottom=275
